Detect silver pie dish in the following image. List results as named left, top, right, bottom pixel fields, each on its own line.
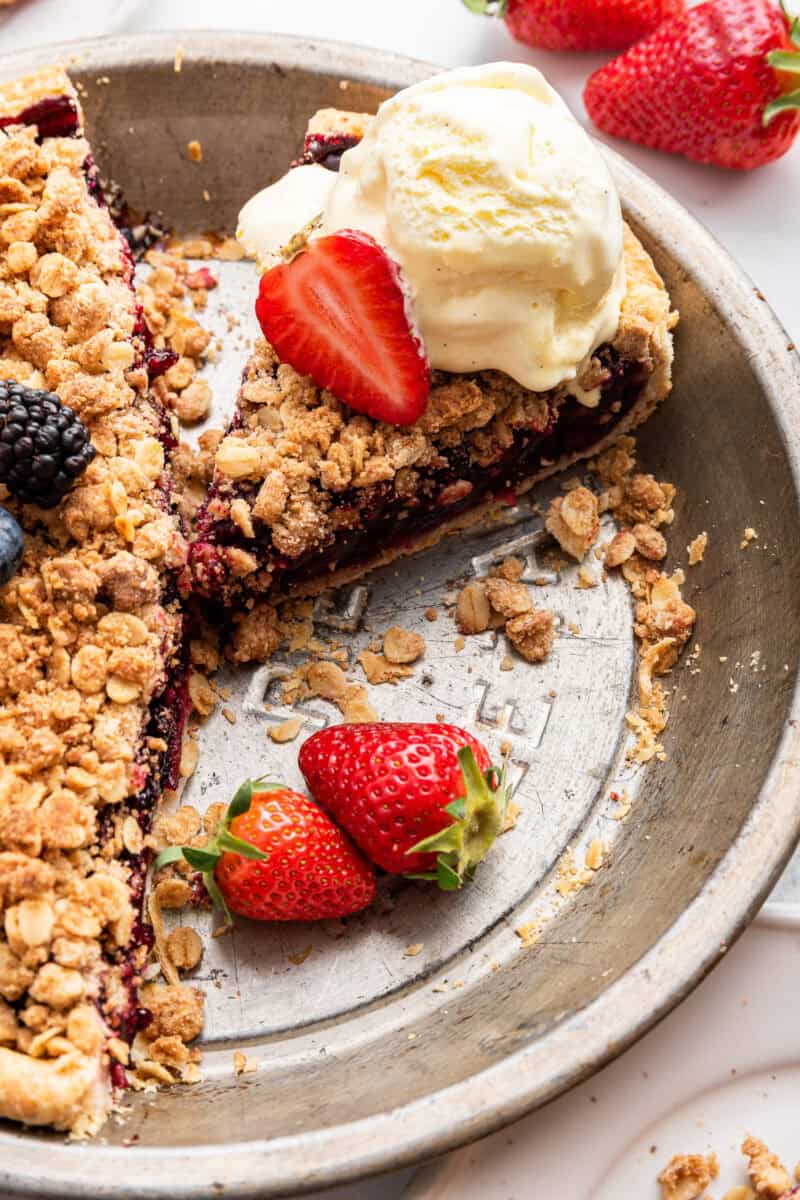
left=2, top=31, right=800, bottom=1200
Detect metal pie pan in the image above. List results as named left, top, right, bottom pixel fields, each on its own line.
left=2, top=32, right=800, bottom=1200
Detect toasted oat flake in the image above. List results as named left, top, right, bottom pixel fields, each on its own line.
left=187, top=139, right=203, bottom=162
left=221, top=707, right=237, bottom=725
left=174, top=44, right=184, bottom=72
left=268, top=717, right=305, bottom=744
left=741, top=527, right=758, bottom=549
left=358, top=649, right=413, bottom=685
left=687, top=532, right=708, bottom=566
left=166, top=927, right=203, bottom=972
left=404, top=943, right=424, bottom=958
left=383, top=625, right=425, bottom=664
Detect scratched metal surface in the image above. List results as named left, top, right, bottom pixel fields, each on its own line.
left=173, top=258, right=642, bottom=1040
left=3, top=33, right=800, bottom=1200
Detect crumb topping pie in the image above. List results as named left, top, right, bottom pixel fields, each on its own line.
left=0, top=68, right=199, bottom=1137
left=0, top=67, right=679, bottom=1139
left=189, top=107, right=677, bottom=604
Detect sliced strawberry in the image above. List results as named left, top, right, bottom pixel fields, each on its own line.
left=255, top=229, right=430, bottom=427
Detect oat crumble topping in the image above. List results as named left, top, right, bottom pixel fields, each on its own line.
left=0, top=68, right=203, bottom=1136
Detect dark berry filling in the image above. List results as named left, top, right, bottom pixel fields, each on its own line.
left=294, top=133, right=360, bottom=172
left=189, top=350, right=646, bottom=597
left=0, top=93, right=80, bottom=140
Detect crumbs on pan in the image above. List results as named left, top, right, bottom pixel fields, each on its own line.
left=589, top=437, right=696, bottom=765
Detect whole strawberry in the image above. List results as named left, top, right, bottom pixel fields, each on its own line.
left=155, top=779, right=376, bottom=923
left=298, top=723, right=508, bottom=889
left=584, top=0, right=800, bottom=169
left=462, top=0, right=685, bottom=52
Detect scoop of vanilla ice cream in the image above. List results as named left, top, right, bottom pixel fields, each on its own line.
left=237, top=163, right=336, bottom=267
left=322, top=63, right=626, bottom=393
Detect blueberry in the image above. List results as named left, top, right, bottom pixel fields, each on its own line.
left=0, top=506, right=24, bottom=585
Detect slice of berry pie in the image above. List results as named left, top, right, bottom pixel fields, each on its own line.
left=0, top=68, right=199, bottom=1135
left=190, top=87, right=677, bottom=606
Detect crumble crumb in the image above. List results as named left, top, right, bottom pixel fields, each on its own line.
left=456, top=581, right=491, bottom=634
left=233, top=1050, right=257, bottom=1075
left=424, top=607, right=438, bottom=622
left=174, top=44, right=184, bottom=72
left=383, top=625, right=425, bottom=664
left=502, top=799, right=521, bottom=832
left=489, top=556, right=524, bottom=582
left=576, top=565, right=599, bottom=589
left=555, top=847, right=598, bottom=897
left=404, top=943, right=424, bottom=958
left=358, top=649, right=413, bottom=685
left=340, top=685, right=378, bottom=723
left=484, top=577, right=532, bottom=620
left=188, top=670, right=217, bottom=719
left=741, top=528, right=758, bottom=550
left=688, top=532, right=708, bottom=566
left=506, top=609, right=554, bottom=663
left=500, top=655, right=514, bottom=672
left=268, top=717, right=305, bottom=744
left=658, top=1152, right=719, bottom=1200
left=515, top=922, right=540, bottom=949
left=165, top=927, right=203, bottom=973
left=584, top=839, right=607, bottom=871
left=742, top=1136, right=792, bottom=1197
left=454, top=635, right=466, bottom=653
left=187, top=139, right=203, bottom=162
left=545, top=487, right=600, bottom=562
left=287, top=946, right=313, bottom=966
left=609, top=790, right=632, bottom=821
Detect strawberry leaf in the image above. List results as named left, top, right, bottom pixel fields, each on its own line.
left=217, top=829, right=268, bottom=861
left=767, top=50, right=800, bottom=72
left=436, top=857, right=462, bottom=891
left=781, top=1, right=800, bottom=47
left=405, top=746, right=508, bottom=891
left=444, top=797, right=466, bottom=820
left=227, top=778, right=254, bottom=821
left=202, top=870, right=232, bottom=927
left=152, top=845, right=187, bottom=871
left=461, top=0, right=507, bottom=14
left=764, top=88, right=800, bottom=124
left=182, top=847, right=220, bottom=872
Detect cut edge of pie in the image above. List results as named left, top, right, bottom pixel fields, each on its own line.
left=0, top=68, right=200, bottom=1137
left=187, top=108, right=678, bottom=606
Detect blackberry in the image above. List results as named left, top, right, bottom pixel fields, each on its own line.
left=0, top=506, right=23, bottom=585
left=0, top=380, right=96, bottom=508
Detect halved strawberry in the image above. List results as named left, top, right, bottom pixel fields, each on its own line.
left=255, top=229, right=430, bottom=427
